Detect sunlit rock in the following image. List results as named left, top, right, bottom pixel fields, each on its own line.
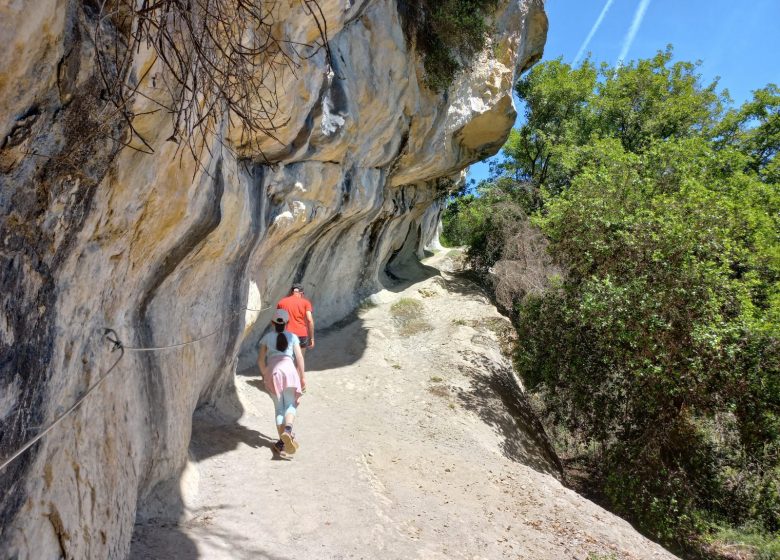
left=0, top=0, right=547, bottom=557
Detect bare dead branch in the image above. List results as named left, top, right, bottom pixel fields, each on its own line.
left=94, top=0, right=332, bottom=163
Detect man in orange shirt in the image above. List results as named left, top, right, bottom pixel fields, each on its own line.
left=276, top=283, right=315, bottom=352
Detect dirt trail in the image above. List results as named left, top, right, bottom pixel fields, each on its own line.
left=130, top=251, right=678, bottom=560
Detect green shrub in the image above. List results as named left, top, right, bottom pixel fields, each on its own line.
left=708, top=523, right=780, bottom=560
left=515, top=136, right=780, bottom=549
left=399, top=0, right=499, bottom=91
left=447, top=50, right=780, bottom=555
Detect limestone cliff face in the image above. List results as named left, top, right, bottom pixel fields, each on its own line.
left=0, top=1, right=547, bottom=557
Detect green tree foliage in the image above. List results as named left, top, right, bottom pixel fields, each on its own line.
left=717, top=84, right=780, bottom=184
left=525, top=137, right=780, bottom=542
left=504, top=48, right=726, bottom=197
left=443, top=49, right=780, bottom=554
left=506, top=59, right=597, bottom=196
left=592, top=49, right=724, bottom=151
left=399, top=0, right=499, bottom=91
left=441, top=183, right=518, bottom=255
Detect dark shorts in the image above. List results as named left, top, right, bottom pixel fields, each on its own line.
left=298, top=336, right=311, bottom=348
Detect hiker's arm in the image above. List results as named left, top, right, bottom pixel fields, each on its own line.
left=306, top=310, right=315, bottom=349
left=257, top=344, right=267, bottom=377
left=294, top=344, right=306, bottom=390
left=258, top=345, right=272, bottom=392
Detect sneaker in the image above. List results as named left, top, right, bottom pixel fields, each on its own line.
left=272, top=440, right=292, bottom=460
left=281, top=432, right=299, bottom=455
left=278, top=449, right=293, bottom=460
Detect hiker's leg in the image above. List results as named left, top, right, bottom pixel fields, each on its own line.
left=278, top=388, right=300, bottom=453
left=270, top=395, right=286, bottom=454
left=299, top=336, right=309, bottom=356
left=281, top=387, right=297, bottom=428
left=274, top=394, right=286, bottom=431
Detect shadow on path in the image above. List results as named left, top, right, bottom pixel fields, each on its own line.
left=435, top=269, right=490, bottom=300
left=305, top=312, right=368, bottom=372
left=189, top=407, right=278, bottom=462
left=129, top=389, right=284, bottom=559
left=381, top=259, right=441, bottom=293
left=131, top=509, right=291, bottom=560
left=455, top=350, right=564, bottom=480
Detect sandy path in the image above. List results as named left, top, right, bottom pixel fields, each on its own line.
left=130, top=252, right=678, bottom=560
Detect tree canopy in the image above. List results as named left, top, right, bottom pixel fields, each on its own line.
left=442, top=50, right=780, bottom=556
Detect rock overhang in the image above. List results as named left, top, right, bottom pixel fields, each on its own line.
left=0, top=1, right=547, bottom=557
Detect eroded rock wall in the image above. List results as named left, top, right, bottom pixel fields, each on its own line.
left=0, top=0, right=547, bottom=557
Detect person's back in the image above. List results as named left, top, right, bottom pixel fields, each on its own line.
left=259, top=330, right=298, bottom=360
left=276, top=283, right=315, bottom=349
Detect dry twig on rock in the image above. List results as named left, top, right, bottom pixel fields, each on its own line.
left=95, top=0, right=332, bottom=161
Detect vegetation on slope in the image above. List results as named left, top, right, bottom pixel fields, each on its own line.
left=399, top=0, right=499, bottom=91
left=442, top=48, right=780, bottom=558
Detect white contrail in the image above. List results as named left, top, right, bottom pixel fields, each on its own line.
left=573, top=0, right=616, bottom=66
left=617, top=0, right=652, bottom=66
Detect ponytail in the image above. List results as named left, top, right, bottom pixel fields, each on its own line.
left=274, top=322, right=288, bottom=352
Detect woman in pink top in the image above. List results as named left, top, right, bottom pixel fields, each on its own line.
left=258, top=308, right=306, bottom=459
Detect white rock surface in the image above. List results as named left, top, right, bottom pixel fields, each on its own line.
left=0, top=0, right=548, bottom=558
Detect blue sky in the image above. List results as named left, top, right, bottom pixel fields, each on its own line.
left=467, top=0, right=780, bottom=184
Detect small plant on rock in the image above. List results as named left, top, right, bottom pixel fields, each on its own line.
left=390, top=298, right=432, bottom=337
left=398, top=0, right=500, bottom=91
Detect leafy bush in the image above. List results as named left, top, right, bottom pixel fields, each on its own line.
left=445, top=49, right=780, bottom=556
left=519, top=135, right=780, bottom=555
left=442, top=185, right=562, bottom=313
left=399, top=0, right=499, bottom=91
